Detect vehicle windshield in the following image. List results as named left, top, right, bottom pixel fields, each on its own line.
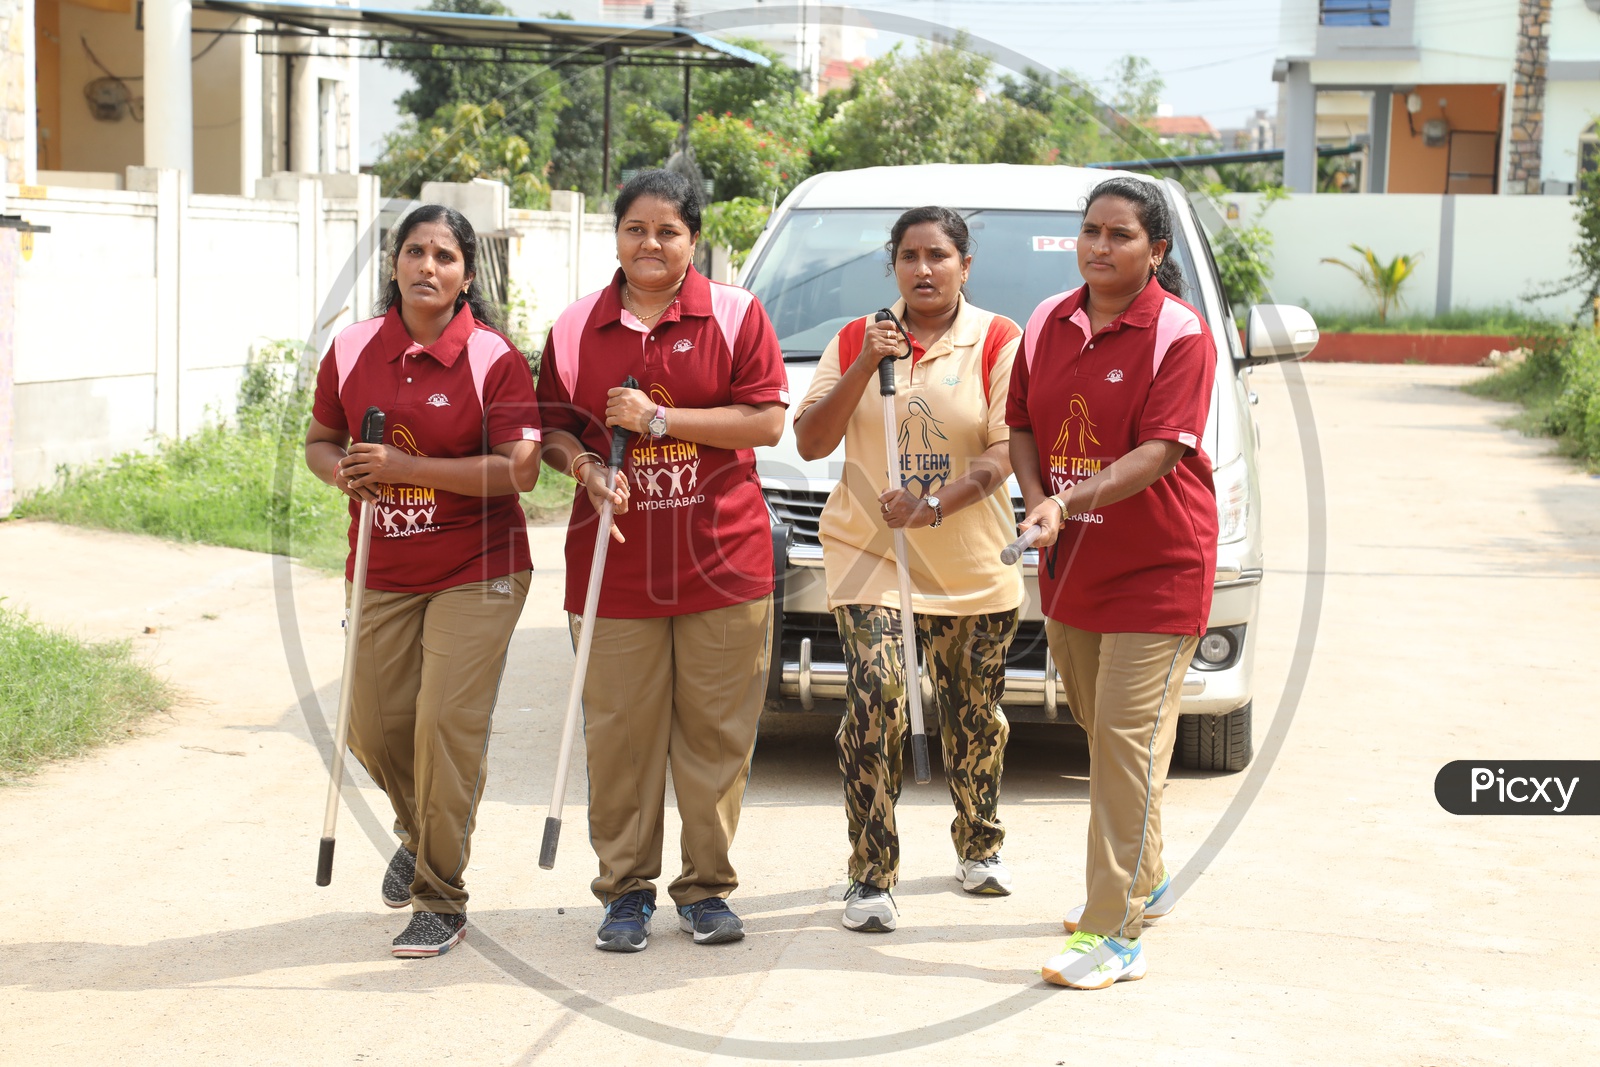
left=743, top=207, right=1200, bottom=360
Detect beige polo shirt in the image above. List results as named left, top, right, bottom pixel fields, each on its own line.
left=795, top=296, right=1024, bottom=617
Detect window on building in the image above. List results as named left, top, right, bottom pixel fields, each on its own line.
left=1320, top=0, right=1392, bottom=26
left=1582, top=122, right=1600, bottom=175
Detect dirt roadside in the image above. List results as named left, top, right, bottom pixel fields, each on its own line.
left=0, top=363, right=1596, bottom=1066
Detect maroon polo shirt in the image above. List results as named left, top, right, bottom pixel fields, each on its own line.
left=537, top=267, right=789, bottom=618
left=312, top=306, right=540, bottom=593
left=1007, top=281, right=1218, bottom=635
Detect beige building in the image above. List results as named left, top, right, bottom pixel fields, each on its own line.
left=25, top=0, right=359, bottom=194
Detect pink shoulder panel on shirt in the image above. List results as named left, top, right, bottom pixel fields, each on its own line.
left=707, top=281, right=755, bottom=355
left=1153, top=297, right=1203, bottom=377
left=332, top=317, right=386, bottom=394
left=549, top=288, right=608, bottom=400
left=1023, top=287, right=1082, bottom=373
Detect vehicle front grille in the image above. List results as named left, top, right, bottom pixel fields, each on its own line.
left=764, top=486, right=829, bottom=546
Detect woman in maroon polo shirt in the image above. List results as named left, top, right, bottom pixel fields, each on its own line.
left=305, top=204, right=542, bottom=959
left=536, top=170, right=788, bottom=954
left=1008, top=176, right=1218, bottom=989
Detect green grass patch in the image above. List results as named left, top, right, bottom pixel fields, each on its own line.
left=1465, top=328, right=1600, bottom=470
left=1300, top=306, right=1565, bottom=336
left=0, top=606, right=172, bottom=780
left=15, top=342, right=580, bottom=567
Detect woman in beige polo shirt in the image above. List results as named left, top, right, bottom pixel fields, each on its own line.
left=793, top=206, right=1024, bottom=933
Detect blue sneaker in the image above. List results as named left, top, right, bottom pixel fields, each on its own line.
left=1063, top=871, right=1174, bottom=933
left=1041, top=931, right=1146, bottom=989
left=677, top=897, right=745, bottom=945
left=595, top=890, right=654, bottom=953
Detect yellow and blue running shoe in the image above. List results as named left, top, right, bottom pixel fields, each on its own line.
left=1041, top=931, right=1146, bottom=989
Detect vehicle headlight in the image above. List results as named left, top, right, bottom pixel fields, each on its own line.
left=1214, top=455, right=1249, bottom=545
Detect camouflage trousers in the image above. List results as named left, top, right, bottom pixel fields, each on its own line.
left=834, top=604, right=1019, bottom=889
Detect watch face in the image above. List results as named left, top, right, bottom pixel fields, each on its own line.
left=926, top=496, right=941, bottom=510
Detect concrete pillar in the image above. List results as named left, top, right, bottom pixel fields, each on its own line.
left=288, top=52, right=319, bottom=174
left=1282, top=62, right=1318, bottom=193
left=551, top=189, right=584, bottom=304
left=1368, top=90, right=1391, bottom=193
left=144, top=0, right=195, bottom=188
left=239, top=20, right=263, bottom=194
left=128, top=167, right=184, bottom=438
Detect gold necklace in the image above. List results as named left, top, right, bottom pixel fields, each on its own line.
left=622, top=282, right=679, bottom=322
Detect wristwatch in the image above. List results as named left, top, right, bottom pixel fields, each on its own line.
left=648, top=404, right=669, bottom=438
left=924, top=495, right=943, bottom=528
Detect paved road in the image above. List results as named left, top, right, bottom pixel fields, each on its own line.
left=0, top=363, right=1596, bottom=1065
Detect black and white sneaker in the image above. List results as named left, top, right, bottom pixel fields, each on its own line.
left=842, top=881, right=896, bottom=932
left=677, top=897, right=745, bottom=945
left=391, top=911, right=467, bottom=958
left=382, top=846, right=415, bottom=909
left=595, top=890, right=655, bottom=953
left=957, top=855, right=1013, bottom=896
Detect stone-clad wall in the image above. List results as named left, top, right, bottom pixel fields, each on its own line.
left=1507, top=0, right=1552, bottom=195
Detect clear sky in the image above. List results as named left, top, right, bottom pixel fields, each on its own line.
left=358, top=0, right=1285, bottom=164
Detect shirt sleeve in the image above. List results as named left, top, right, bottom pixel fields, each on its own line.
left=727, top=296, right=790, bottom=407
left=984, top=332, right=1019, bottom=447
left=795, top=331, right=846, bottom=422
left=533, top=326, right=588, bottom=440
left=1138, top=327, right=1216, bottom=454
left=1004, top=327, right=1035, bottom=432
left=311, top=345, right=348, bottom=435
left=482, top=340, right=542, bottom=448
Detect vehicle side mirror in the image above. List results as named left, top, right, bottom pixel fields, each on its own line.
left=1244, top=305, right=1319, bottom=366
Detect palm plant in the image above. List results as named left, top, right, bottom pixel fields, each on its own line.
left=1320, top=245, right=1423, bottom=324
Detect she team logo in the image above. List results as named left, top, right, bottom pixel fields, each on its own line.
left=1048, top=396, right=1106, bottom=525
left=371, top=424, right=440, bottom=537
left=632, top=384, right=706, bottom=511
left=898, top=397, right=952, bottom=497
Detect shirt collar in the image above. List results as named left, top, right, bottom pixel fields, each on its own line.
left=888, top=293, right=979, bottom=361
left=1060, top=279, right=1166, bottom=332
left=378, top=304, right=476, bottom=366
left=602, top=266, right=711, bottom=330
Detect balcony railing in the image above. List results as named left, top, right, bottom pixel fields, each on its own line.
left=1320, top=0, right=1391, bottom=26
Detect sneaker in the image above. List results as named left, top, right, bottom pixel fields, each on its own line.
left=595, top=889, right=655, bottom=953
left=956, top=855, right=1013, bottom=896
left=1040, top=931, right=1146, bottom=989
left=677, top=897, right=745, bottom=945
left=391, top=911, right=467, bottom=958
left=842, top=881, right=896, bottom=933
left=1063, top=870, right=1174, bottom=933
left=381, top=846, right=415, bottom=909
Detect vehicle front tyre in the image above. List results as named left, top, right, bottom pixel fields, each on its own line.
left=1176, top=702, right=1253, bottom=773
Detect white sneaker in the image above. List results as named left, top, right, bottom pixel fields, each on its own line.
left=1063, top=870, right=1174, bottom=933
left=842, top=881, right=896, bottom=932
left=1041, top=931, right=1146, bottom=989
left=956, top=855, right=1013, bottom=896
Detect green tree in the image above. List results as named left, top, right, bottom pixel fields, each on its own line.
left=384, top=0, right=565, bottom=178
left=372, top=101, right=552, bottom=208
left=1205, top=185, right=1286, bottom=310
left=702, top=197, right=770, bottom=268
left=824, top=38, right=1050, bottom=170
left=691, top=111, right=810, bottom=202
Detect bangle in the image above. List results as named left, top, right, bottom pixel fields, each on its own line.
left=569, top=451, right=602, bottom=479
left=1049, top=492, right=1070, bottom=517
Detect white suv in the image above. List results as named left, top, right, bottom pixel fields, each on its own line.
left=742, top=164, right=1316, bottom=772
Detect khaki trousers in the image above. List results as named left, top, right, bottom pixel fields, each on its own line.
left=1045, top=621, right=1198, bottom=941
left=345, top=572, right=529, bottom=915
left=577, top=595, right=772, bottom=908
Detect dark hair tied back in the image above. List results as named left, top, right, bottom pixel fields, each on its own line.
left=378, top=204, right=501, bottom=328
left=1084, top=177, right=1186, bottom=297
left=614, top=169, right=703, bottom=237
left=885, top=205, right=972, bottom=270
